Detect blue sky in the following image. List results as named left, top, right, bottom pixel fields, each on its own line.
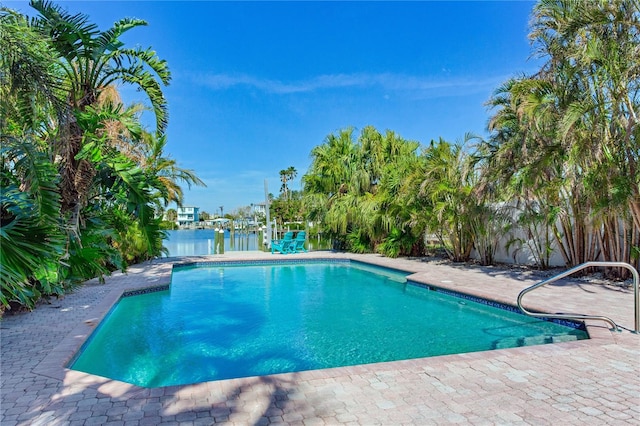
left=5, top=1, right=540, bottom=215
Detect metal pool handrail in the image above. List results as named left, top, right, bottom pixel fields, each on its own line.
left=517, top=261, right=640, bottom=333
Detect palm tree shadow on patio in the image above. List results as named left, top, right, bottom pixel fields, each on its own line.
left=31, top=368, right=319, bottom=424
left=137, top=372, right=319, bottom=424
left=412, top=255, right=636, bottom=291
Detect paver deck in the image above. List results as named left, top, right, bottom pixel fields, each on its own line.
left=1, top=251, right=639, bottom=425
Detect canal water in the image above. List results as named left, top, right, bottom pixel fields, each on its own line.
left=163, top=229, right=332, bottom=256
left=163, top=229, right=261, bottom=256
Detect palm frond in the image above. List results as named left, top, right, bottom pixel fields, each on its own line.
left=29, top=0, right=99, bottom=62
left=96, top=18, right=147, bottom=54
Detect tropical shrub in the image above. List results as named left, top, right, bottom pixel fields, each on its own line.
left=303, top=126, right=424, bottom=255
left=483, top=0, right=640, bottom=275
left=0, top=137, right=66, bottom=309
left=418, top=138, right=476, bottom=262
left=0, top=2, right=202, bottom=312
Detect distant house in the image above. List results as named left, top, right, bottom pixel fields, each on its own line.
left=252, top=202, right=266, bottom=216
left=177, top=206, right=199, bottom=227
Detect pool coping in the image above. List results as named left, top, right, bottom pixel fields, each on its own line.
left=32, top=252, right=624, bottom=387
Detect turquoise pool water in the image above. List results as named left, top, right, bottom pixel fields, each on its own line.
left=70, top=261, right=587, bottom=387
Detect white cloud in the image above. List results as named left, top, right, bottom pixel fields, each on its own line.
left=192, top=72, right=506, bottom=97
left=195, top=72, right=367, bottom=94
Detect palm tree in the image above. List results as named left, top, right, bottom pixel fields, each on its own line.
left=28, top=0, right=171, bottom=226
left=0, top=2, right=204, bottom=310
left=303, top=128, right=366, bottom=246
left=0, top=135, right=66, bottom=310
left=139, top=132, right=205, bottom=208
left=69, top=104, right=160, bottom=265
left=482, top=77, right=572, bottom=268
left=303, top=126, right=424, bottom=255
left=376, top=137, right=427, bottom=257
left=480, top=0, right=640, bottom=274
left=488, top=0, right=640, bottom=273
left=419, top=138, right=476, bottom=262
left=0, top=7, right=69, bottom=310
left=279, top=166, right=297, bottom=200
left=0, top=7, right=65, bottom=133
left=165, top=208, right=178, bottom=222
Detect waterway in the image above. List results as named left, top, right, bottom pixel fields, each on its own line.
left=163, top=229, right=261, bottom=256
left=163, top=229, right=331, bottom=256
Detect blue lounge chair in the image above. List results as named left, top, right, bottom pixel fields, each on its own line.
left=271, top=232, right=294, bottom=254
left=289, top=231, right=308, bottom=253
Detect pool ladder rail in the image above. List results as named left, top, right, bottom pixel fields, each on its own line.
left=517, top=261, right=640, bottom=334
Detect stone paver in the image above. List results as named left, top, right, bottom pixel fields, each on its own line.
left=1, top=252, right=639, bottom=425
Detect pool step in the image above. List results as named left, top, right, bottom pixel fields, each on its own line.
left=550, top=334, right=581, bottom=343
left=493, top=334, right=579, bottom=349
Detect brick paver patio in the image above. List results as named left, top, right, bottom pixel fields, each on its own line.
left=1, top=252, right=638, bottom=425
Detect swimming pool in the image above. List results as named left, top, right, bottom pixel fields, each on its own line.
left=69, top=260, right=587, bottom=387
